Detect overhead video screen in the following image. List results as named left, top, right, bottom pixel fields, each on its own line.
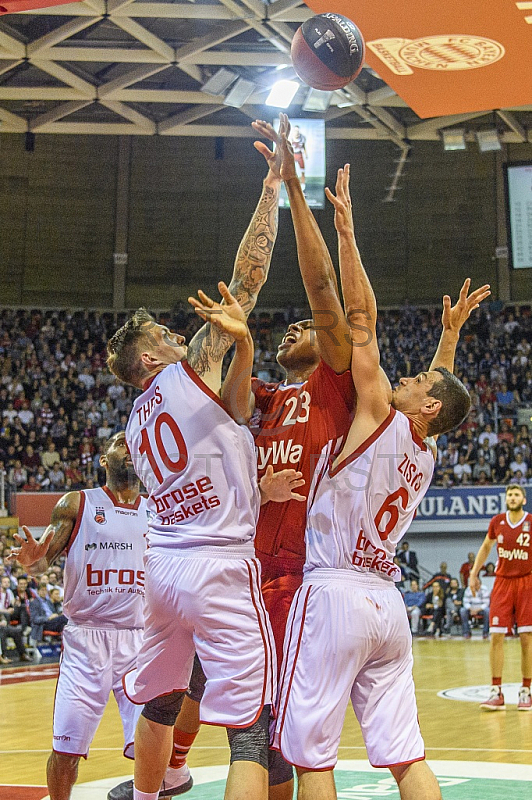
left=275, top=118, right=326, bottom=210
left=506, top=162, right=532, bottom=269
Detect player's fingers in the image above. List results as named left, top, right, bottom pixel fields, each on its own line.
left=12, top=533, right=24, bottom=544
left=442, top=295, right=451, bottom=309
left=264, top=465, right=274, bottom=479
left=324, top=187, right=340, bottom=207
left=217, top=281, right=234, bottom=305
left=290, top=479, right=306, bottom=489
left=459, top=277, right=471, bottom=299
left=20, top=525, right=36, bottom=542
left=290, top=492, right=307, bottom=502
left=253, top=141, right=275, bottom=160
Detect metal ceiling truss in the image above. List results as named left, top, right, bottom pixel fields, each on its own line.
left=0, top=0, right=530, bottom=142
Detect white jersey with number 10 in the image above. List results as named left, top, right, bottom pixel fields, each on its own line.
left=126, top=360, right=260, bottom=551
left=305, top=408, right=435, bottom=581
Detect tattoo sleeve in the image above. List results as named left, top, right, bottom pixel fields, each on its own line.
left=46, top=492, right=80, bottom=564
left=187, top=181, right=279, bottom=378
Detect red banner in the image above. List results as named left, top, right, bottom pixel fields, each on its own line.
left=0, top=0, right=77, bottom=13
left=306, top=0, right=532, bottom=117
left=14, top=492, right=62, bottom=527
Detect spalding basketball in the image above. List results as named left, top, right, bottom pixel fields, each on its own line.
left=291, top=13, right=365, bottom=91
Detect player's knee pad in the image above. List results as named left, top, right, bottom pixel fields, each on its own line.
left=142, top=690, right=185, bottom=727
left=268, top=746, right=294, bottom=786
left=226, top=705, right=270, bottom=770
left=186, top=654, right=206, bottom=703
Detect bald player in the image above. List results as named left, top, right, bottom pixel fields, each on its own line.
left=10, top=432, right=150, bottom=800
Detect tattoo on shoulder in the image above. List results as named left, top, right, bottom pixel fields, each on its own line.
left=187, top=324, right=233, bottom=378
left=49, top=492, right=80, bottom=555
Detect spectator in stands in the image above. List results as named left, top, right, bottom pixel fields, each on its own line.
left=454, top=454, right=472, bottom=483
left=510, top=452, right=529, bottom=479
left=493, top=454, right=512, bottom=484
left=397, top=540, right=419, bottom=581
left=425, top=563, right=452, bottom=591
left=49, top=587, right=63, bottom=614
left=473, top=455, right=492, bottom=483
left=48, top=462, right=66, bottom=491
left=461, top=579, right=490, bottom=639
left=403, top=580, right=425, bottom=635
left=46, top=571, right=64, bottom=599
left=0, top=574, right=27, bottom=664
left=423, top=581, right=446, bottom=637
left=445, top=578, right=464, bottom=633
left=41, top=442, right=60, bottom=471
left=6, top=576, right=32, bottom=661
left=29, top=585, right=67, bottom=643
left=459, top=552, right=476, bottom=588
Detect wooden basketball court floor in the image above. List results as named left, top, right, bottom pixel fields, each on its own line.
left=1, top=636, right=531, bottom=799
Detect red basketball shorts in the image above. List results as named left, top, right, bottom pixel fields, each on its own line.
left=489, top=572, right=532, bottom=634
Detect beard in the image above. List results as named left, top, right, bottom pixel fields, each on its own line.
left=109, top=457, right=138, bottom=489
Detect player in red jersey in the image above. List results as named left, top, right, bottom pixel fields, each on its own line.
left=469, top=484, right=532, bottom=711
left=152, top=116, right=354, bottom=800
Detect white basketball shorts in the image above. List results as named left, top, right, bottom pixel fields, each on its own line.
left=273, top=570, right=425, bottom=770
left=53, top=624, right=143, bottom=759
left=123, top=548, right=276, bottom=727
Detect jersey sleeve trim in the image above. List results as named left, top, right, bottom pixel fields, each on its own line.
left=181, top=360, right=230, bottom=417
left=65, top=491, right=86, bottom=556
left=329, top=407, right=396, bottom=478
left=102, top=485, right=142, bottom=510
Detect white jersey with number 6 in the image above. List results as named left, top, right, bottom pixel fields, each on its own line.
left=305, top=408, right=435, bottom=581
left=126, top=360, right=260, bottom=551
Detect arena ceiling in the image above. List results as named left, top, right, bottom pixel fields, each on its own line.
left=0, top=0, right=531, bottom=148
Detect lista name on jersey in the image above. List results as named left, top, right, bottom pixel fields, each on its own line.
left=153, top=474, right=221, bottom=525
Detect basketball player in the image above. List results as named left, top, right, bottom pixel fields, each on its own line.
left=9, top=432, right=154, bottom=800
left=107, top=275, right=309, bottom=800
left=273, top=165, right=490, bottom=800
left=149, top=115, right=355, bottom=800
left=469, top=484, right=532, bottom=711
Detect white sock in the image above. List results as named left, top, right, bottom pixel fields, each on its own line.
left=133, top=788, right=158, bottom=800
left=165, top=764, right=189, bottom=780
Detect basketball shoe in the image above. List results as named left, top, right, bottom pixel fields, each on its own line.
left=479, top=686, right=505, bottom=711
left=517, top=687, right=532, bottom=711
left=107, top=764, right=193, bottom=800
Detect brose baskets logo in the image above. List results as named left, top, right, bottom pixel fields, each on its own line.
left=367, top=35, right=505, bottom=76
left=94, top=507, right=107, bottom=524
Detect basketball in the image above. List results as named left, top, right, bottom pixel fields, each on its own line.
left=291, top=13, right=365, bottom=91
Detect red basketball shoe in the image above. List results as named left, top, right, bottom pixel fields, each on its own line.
left=480, top=686, right=506, bottom=711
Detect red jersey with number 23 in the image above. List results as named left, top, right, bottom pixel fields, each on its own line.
left=251, top=360, right=354, bottom=560
left=488, top=511, right=532, bottom=578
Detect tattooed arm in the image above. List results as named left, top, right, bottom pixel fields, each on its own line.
left=10, top=492, right=81, bottom=575
left=187, top=117, right=285, bottom=392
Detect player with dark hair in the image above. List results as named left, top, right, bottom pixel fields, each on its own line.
left=9, top=432, right=150, bottom=800
left=273, top=165, right=490, bottom=800
left=469, top=483, right=532, bottom=711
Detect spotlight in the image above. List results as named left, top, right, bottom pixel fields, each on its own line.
left=223, top=78, right=256, bottom=108
left=476, top=129, right=501, bottom=152
left=302, top=88, right=333, bottom=112
left=265, top=80, right=299, bottom=109
left=201, top=68, right=237, bottom=96
left=442, top=128, right=466, bottom=151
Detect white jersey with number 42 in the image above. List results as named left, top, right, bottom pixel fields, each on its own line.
left=305, top=408, right=435, bottom=581
left=126, top=360, right=260, bottom=551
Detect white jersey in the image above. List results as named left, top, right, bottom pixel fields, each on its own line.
left=305, top=408, right=435, bottom=581
left=126, top=360, right=260, bottom=551
left=63, top=487, right=147, bottom=628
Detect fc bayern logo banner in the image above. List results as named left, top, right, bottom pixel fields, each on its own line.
left=306, top=0, right=532, bottom=117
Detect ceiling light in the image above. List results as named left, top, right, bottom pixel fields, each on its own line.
left=476, top=129, right=501, bottom=152
left=442, top=128, right=467, bottom=151
left=302, top=88, right=333, bottom=112
left=201, top=68, right=237, bottom=96
left=223, top=78, right=256, bottom=108
left=265, top=80, right=299, bottom=109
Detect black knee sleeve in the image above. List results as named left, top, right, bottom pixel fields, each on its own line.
left=186, top=654, right=207, bottom=704
left=226, top=705, right=270, bottom=770
left=268, top=747, right=294, bottom=786
left=141, top=690, right=185, bottom=727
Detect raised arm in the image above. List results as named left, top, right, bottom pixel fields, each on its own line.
left=186, top=118, right=284, bottom=390
left=430, top=279, right=491, bottom=373
left=253, top=115, right=352, bottom=373
left=10, top=491, right=80, bottom=575
left=325, top=166, right=389, bottom=422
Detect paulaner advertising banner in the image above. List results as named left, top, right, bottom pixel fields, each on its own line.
left=410, top=484, right=532, bottom=533
left=306, top=0, right=532, bottom=118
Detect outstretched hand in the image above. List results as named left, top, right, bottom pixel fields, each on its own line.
left=442, top=279, right=491, bottom=334
left=252, top=113, right=297, bottom=182
left=325, top=164, right=353, bottom=235
left=9, top=525, right=54, bottom=567
left=188, top=282, right=249, bottom=341
left=260, top=465, right=305, bottom=504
